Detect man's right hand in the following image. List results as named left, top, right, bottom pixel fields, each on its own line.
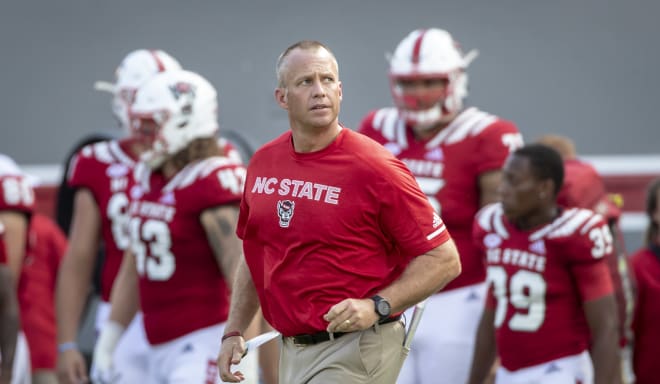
left=217, top=335, right=247, bottom=383
left=58, top=349, right=89, bottom=384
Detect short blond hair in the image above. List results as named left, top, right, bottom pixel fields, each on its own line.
left=275, top=40, right=337, bottom=88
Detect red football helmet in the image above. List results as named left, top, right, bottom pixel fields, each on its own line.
left=389, top=28, right=478, bottom=129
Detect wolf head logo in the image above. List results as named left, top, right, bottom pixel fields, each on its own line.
left=277, top=200, right=295, bottom=228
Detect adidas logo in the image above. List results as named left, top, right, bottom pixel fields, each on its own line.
left=159, top=192, right=176, bottom=205
left=530, top=240, right=546, bottom=255
left=424, top=148, right=444, bottom=161
left=432, top=213, right=442, bottom=228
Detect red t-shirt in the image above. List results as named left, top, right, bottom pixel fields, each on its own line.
left=474, top=204, right=614, bottom=371
left=630, top=247, right=660, bottom=384
left=128, top=156, right=244, bottom=344
left=67, top=139, right=138, bottom=301
left=238, top=128, right=451, bottom=336
left=360, top=107, right=522, bottom=291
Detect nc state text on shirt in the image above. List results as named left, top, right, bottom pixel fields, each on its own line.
left=251, top=177, right=342, bottom=204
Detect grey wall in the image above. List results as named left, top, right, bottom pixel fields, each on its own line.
left=1, top=0, right=659, bottom=164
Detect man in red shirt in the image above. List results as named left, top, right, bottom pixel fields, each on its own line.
left=217, top=40, right=462, bottom=384
left=359, top=28, right=523, bottom=384
left=629, top=178, right=660, bottom=384
left=468, top=144, right=621, bottom=384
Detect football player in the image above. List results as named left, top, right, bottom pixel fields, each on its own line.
left=55, top=49, right=182, bottom=384
left=0, top=160, right=68, bottom=384
left=358, top=28, right=523, bottom=384
left=537, top=134, right=637, bottom=382
left=91, top=69, right=256, bottom=383
left=468, top=144, right=621, bottom=384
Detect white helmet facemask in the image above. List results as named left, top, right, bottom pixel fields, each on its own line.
left=94, top=49, right=182, bottom=134
left=388, top=28, right=478, bottom=130
left=129, top=70, right=219, bottom=169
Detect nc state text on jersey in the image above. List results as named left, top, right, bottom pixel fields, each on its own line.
left=487, top=248, right=546, bottom=273
left=129, top=201, right=176, bottom=222
left=251, top=177, right=341, bottom=204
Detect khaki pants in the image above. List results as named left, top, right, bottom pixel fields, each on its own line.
left=280, top=320, right=407, bottom=384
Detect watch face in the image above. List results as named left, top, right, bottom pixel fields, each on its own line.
left=377, top=300, right=391, bottom=316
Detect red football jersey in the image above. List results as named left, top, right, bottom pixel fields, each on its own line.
left=128, top=156, right=244, bottom=345
left=360, top=107, right=522, bottom=290
left=474, top=204, right=614, bottom=370
left=630, top=247, right=660, bottom=384
left=0, top=173, right=36, bottom=214
left=238, top=128, right=451, bottom=337
left=19, top=214, right=67, bottom=370
left=67, top=139, right=138, bottom=301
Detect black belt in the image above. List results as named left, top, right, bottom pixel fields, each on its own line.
left=290, top=315, right=401, bottom=346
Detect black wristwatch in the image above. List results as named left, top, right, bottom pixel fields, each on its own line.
left=371, top=295, right=392, bottom=321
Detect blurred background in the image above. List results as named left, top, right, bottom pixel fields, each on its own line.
left=1, top=0, right=659, bottom=249
left=2, top=0, right=659, bottom=163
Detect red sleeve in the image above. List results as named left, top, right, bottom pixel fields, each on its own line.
left=474, top=120, right=522, bottom=174
left=189, top=163, right=245, bottom=213
left=378, top=156, right=451, bottom=260
left=0, top=175, right=35, bottom=214
left=67, top=147, right=103, bottom=190
left=568, top=217, right=615, bottom=301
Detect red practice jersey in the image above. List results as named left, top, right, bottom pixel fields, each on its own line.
left=67, top=139, right=138, bottom=301
left=629, top=247, right=660, bottom=384
left=360, top=107, right=522, bottom=290
left=19, top=214, right=67, bottom=370
left=474, top=204, right=614, bottom=371
left=238, top=128, right=451, bottom=337
left=0, top=173, right=67, bottom=370
left=128, top=156, right=244, bottom=345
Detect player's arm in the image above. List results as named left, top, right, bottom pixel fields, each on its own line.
left=584, top=294, right=622, bottom=384
left=217, top=258, right=261, bottom=383
left=467, top=308, right=497, bottom=384
left=0, top=265, right=18, bottom=384
left=201, top=204, right=242, bottom=287
left=91, top=249, right=139, bottom=383
left=55, top=189, right=100, bottom=383
left=55, top=189, right=100, bottom=343
left=325, top=238, right=461, bottom=332
left=0, top=211, right=28, bottom=283
left=107, top=249, right=139, bottom=326
left=478, top=170, right=503, bottom=207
